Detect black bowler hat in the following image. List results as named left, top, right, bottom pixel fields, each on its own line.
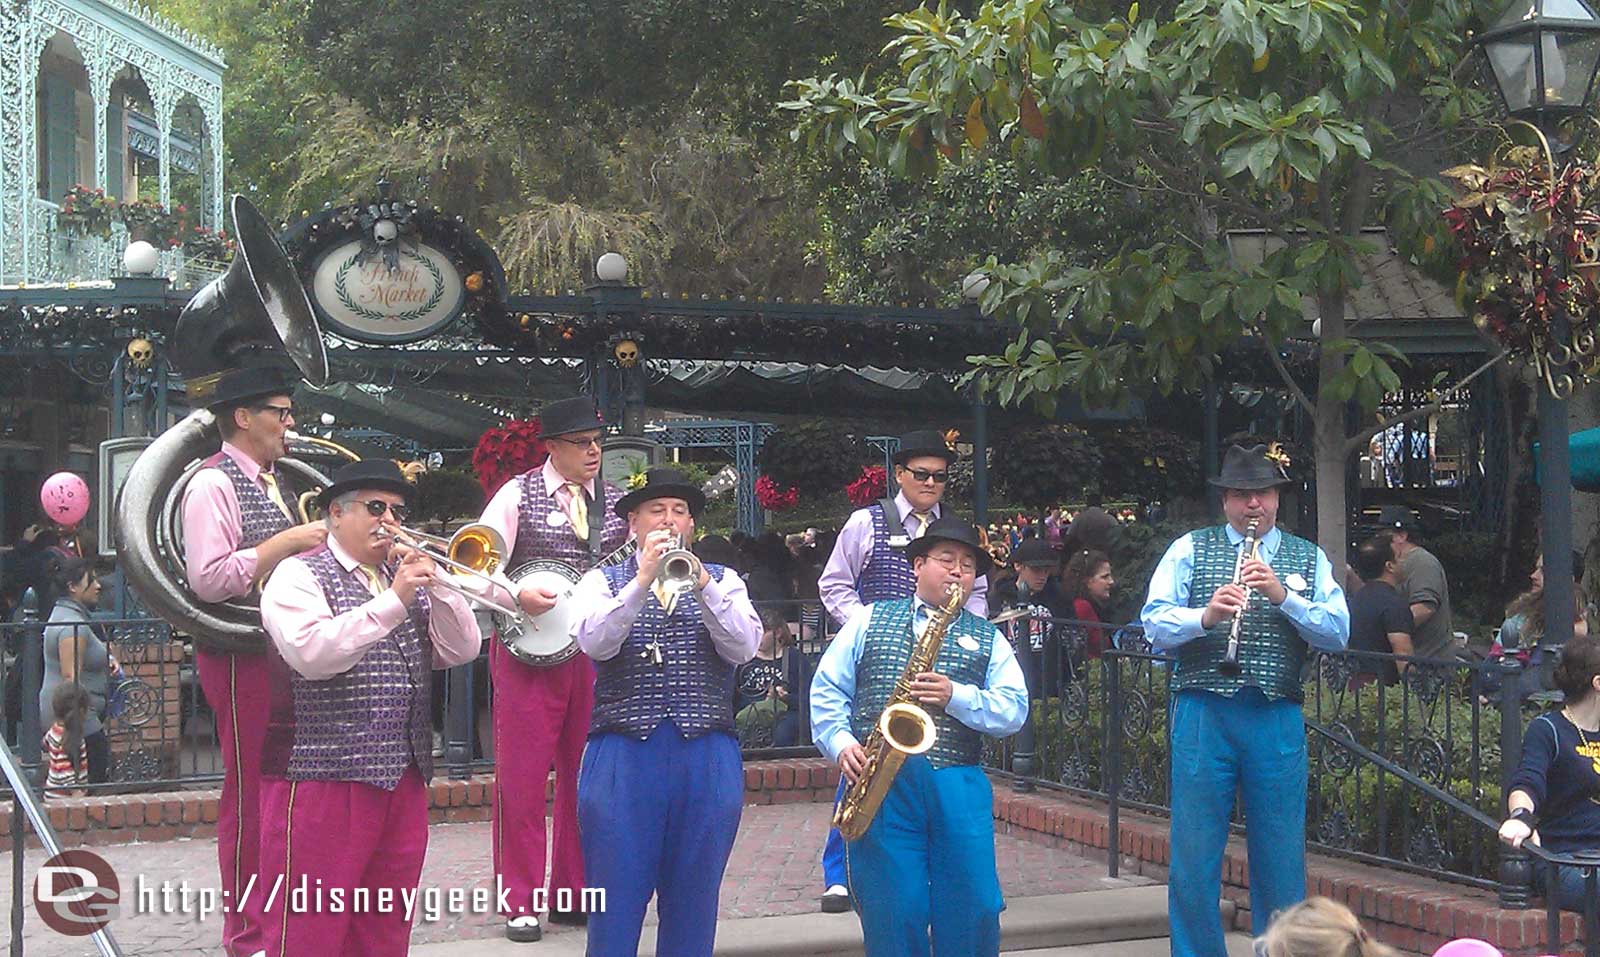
left=1208, top=443, right=1292, bottom=490
left=317, top=459, right=415, bottom=510
left=540, top=396, right=606, bottom=438
left=893, top=430, right=958, bottom=467
left=200, top=365, right=298, bottom=411
left=1010, top=537, right=1061, bottom=568
left=614, top=467, right=706, bottom=517
left=905, top=516, right=993, bottom=577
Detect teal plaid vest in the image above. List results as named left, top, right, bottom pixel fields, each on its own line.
left=1174, top=525, right=1318, bottom=702
left=850, top=598, right=993, bottom=769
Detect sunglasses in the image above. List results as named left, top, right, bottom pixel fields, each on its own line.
left=255, top=404, right=294, bottom=423
left=349, top=499, right=410, bottom=522
left=901, top=467, right=949, bottom=484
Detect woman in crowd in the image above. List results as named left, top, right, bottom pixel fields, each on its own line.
left=1061, top=548, right=1115, bottom=660
left=1500, top=633, right=1600, bottom=911
left=37, top=557, right=116, bottom=784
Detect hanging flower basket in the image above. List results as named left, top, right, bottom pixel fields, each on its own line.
left=471, top=418, right=547, bottom=496
left=120, top=200, right=183, bottom=247
left=1443, top=131, right=1600, bottom=397
left=57, top=185, right=117, bottom=239
left=844, top=464, right=887, bottom=507
left=755, top=474, right=800, bottom=512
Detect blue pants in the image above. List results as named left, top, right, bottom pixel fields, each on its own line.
left=822, top=778, right=848, bottom=889
left=1169, top=688, right=1307, bottom=957
left=844, top=757, right=1002, bottom=957
left=577, top=722, right=743, bottom=957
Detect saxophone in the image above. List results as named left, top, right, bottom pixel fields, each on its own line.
left=834, top=582, right=965, bottom=841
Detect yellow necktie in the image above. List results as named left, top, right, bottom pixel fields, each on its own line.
left=566, top=483, right=590, bottom=542
left=358, top=564, right=387, bottom=597
left=652, top=581, right=679, bottom=614
left=911, top=510, right=932, bottom=539
left=260, top=471, right=293, bottom=521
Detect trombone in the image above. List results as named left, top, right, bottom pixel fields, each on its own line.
left=379, top=522, right=526, bottom=622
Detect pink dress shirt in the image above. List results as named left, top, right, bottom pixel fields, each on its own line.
left=181, top=442, right=292, bottom=603
left=260, top=536, right=483, bottom=681
left=571, top=565, right=761, bottom=666
left=476, top=459, right=601, bottom=607
left=817, top=490, right=988, bottom=625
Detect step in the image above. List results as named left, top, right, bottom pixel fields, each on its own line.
left=409, top=885, right=1233, bottom=956
left=1005, top=933, right=1257, bottom=956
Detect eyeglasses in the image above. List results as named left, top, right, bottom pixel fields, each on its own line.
left=349, top=499, right=410, bottom=522
left=900, top=467, right=949, bottom=484
left=549, top=435, right=602, bottom=450
left=929, top=553, right=978, bottom=574
left=255, top=403, right=294, bottom=423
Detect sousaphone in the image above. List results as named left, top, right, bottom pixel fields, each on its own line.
left=115, top=195, right=344, bottom=653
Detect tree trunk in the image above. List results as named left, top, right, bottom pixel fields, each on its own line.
left=1314, top=291, right=1351, bottom=577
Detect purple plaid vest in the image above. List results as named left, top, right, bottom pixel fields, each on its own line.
left=510, top=471, right=628, bottom=569
left=593, top=559, right=736, bottom=740
left=264, top=547, right=434, bottom=789
left=856, top=503, right=917, bottom=605
left=199, top=455, right=294, bottom=654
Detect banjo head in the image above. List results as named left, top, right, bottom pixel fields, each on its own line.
left=495, top=560, right=584, bottom=667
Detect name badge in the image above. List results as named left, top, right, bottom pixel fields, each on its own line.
left=547, top=511, right=568, bottom=527
left=887, top=535, right=910, bottom=549
left=1285, top=572, right=1309, bottom=593
left=958, top=634, right=981, bottom=652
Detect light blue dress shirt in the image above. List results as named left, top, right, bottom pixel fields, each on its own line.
left=809, top=597, right=1030, bottom=763
left=1139, top=524, right=1350, bottom=654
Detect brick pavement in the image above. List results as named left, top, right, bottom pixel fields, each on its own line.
left=6, top=800, right=1149, bottom=955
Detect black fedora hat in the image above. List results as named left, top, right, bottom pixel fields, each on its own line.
left=540, top=396, right=606, bottom=438
left=893, top=429, right=958, bottom=467
left=1009, top=537, right=1061, bottom=568
left=614, top=467, right=706, bottom=517
left=202, top=365, right=298, bottom=411
left=905, top=516, right=994, bottom=577
left=317, top=459, right=415, bottom=510
left=1208, top=443, right=1292, bottom=490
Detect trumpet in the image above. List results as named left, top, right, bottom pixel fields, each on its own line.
left=655, top=532, right=703, bottom=594
left=378, top=522, right=526, bottom=621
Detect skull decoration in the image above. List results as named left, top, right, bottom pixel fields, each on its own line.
left=127, top=338, right=154, bottom=369
left=613, top=339, right=641, bottom=368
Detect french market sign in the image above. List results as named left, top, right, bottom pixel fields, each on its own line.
left=310, top=239, right=465, bottom=343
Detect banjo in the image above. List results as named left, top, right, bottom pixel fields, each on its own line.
left=493, top=467, right=739, bottom=666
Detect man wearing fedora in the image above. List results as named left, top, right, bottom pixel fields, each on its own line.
left=1141, top=443, right=1349, bottom=957
left=811, top=517, right=1028, bottom=957
left=473, top=395, right=629, bottom=941
left=1377, top=505, right=1456, bottom=661
left=179, top=364, right=329, bottom=957
left=257, top=460, right=483, bottom=957
left=570, top=467, right=761, bottom=957
left=814, top=428, right=988, bottom=910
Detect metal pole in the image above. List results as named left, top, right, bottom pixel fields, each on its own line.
left=18, top=590, right=41, bottom=777
left=1498, top=655, right=1534, bottom=908
left=972, top=394, right=989, bottom=527
left=11, top=792, right=22, bottom=956
left=1537, top=312, right=1575, bottom=659
left=1204, top=377, right=1221, bottom=514
left=442, top=654, right=475, bottom=780
left=1009, top=617, right=1038, bottom=792
left=1105, top=656, right=1121, bottom=879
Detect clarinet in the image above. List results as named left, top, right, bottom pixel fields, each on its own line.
left=1218, top=519, right=1260, bottom=677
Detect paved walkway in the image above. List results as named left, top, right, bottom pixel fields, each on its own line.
left=6, top=801, right=1151, bottom=955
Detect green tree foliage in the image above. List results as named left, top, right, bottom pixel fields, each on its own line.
left=784, top=0, right=1507, bottom=566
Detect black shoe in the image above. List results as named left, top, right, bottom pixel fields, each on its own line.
left=548, top=909, right=588, bottom=927
left=820, top=891, right=852, bottom=913
left=506, top=917, right=543, bottom=942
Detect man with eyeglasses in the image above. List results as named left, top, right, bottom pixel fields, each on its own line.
left=810, top=516, right=1027, bottom=956
left=814, top=429, right=987, bottom=912
left=179, top=365, right=330, bottom=957
left=473, top=395, right=629, bottom=942
left=1140, top=443, right=1348, bottom=957
left=258, top=459, right=482, bottom=956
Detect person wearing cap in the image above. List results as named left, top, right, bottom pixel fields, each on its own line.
left=814, top=428, right=988, bottom=911
left=1141, top=443, right=1349, bottom=957
left=569, top=467, right=761, bottom=957
left=472, top=396, right=629, bottom=941
left=810, top=516, right=1028, bottom=957
left=988, top=536, right=1072, bottom=698
left=1377, top=505, right=1456, bottom=661
left=256, top=460, right=482, bottom=957
left=178, top=365, right=329, bottom=957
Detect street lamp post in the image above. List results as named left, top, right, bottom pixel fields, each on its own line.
left=1478, top=0, right=1600, bottom=907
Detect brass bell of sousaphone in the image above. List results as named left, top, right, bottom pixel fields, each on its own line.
left=115, top=195, right=342, bottom=653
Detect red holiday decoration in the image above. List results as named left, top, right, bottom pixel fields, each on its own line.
left=756, top=474, right=800, bottom=511
left=844, top=464, right=887, bottom=507
left=471, top=417, right=548, bottom=496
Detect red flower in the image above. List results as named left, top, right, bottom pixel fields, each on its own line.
left=756, top=475, right=800, bottom=511
left=472, top=417, right=548, bottom=495
left=844, top=464, right=887, bottom=507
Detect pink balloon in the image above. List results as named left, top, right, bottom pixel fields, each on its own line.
left=1433, top=941, right=1503, bottom=957
left=40, top=472, right=90, bottom=526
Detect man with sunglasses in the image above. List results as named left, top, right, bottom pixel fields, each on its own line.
left=258, top=459, right=482, bottom=956
left=179, top=365, right=330, bottom=957
left=814, top=429, right=988, bottom=912
left=473, top=395, right=629, bottom=942
left=810, top=517, right=1027, bottom=956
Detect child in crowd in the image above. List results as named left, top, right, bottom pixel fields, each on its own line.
left=43, top=682, right=92, bottom=797
left=1258, top=897, right=1397, bottom=957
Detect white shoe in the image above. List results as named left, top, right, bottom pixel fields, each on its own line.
left=506, top=915, right=542, bottom=942
left=821, top=884, right=851, bottom=913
